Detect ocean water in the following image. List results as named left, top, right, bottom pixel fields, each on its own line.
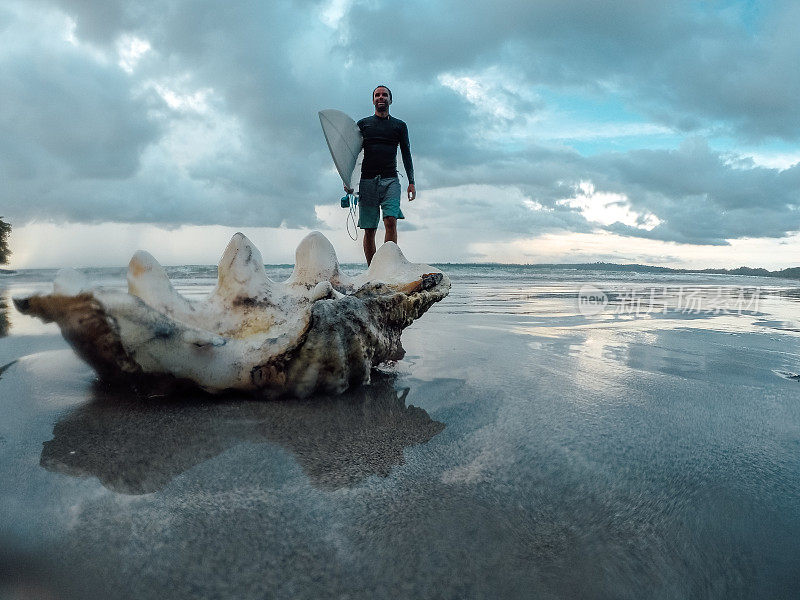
left=1, top=265, right=799, bottom=599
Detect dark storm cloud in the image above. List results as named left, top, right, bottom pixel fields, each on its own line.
left=0, top=21, right=159, bottom=180
left=49, top=0, right=800, bottom=142
left=1, top=0, right=798, bottom=245
left=591, top=139, right=800, bottom=244
left=342, top=0, right=800, bottom=141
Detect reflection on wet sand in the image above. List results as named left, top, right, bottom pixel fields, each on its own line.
left=780, top=287, right=800, bottom=301
left=40, top=373, right=445, bottom=494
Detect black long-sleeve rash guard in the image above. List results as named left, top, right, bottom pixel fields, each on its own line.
left=357, top=114, right=415, bottom=185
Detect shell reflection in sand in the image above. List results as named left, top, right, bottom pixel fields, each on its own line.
left=40, top=374, right=445, bottom=493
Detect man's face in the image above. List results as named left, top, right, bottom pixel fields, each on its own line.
left=373, top=87, right=390, bottom=111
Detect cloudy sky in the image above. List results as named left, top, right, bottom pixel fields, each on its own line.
left=2, top=0, right=799, bottom=268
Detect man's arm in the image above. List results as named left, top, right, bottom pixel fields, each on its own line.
left=399, top=121, right=416, bottom=201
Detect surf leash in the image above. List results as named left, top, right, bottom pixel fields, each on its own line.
left=341, top=193, right=359, bottom=241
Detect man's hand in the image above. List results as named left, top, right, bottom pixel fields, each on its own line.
left=407, top=184, right=416, bottom=201
left=343, top=183, right=354, bottom=194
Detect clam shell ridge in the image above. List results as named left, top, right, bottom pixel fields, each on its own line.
left=13, top=232, right=450, bottom=397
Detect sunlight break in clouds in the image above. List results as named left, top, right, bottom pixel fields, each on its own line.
left=117, top=35, right=151, bottom=73
left=558, top=182, right=662, bottom=231
left=438, top=73, right=517, bottom=121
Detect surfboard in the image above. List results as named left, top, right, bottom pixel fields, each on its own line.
left=319, top=109, right=362, bottom=188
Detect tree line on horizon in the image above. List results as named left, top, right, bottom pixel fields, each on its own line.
left=0, top=217, right=8, bottom=336
left=0, top=217, right=10, bottom=265
left=558, top=261, right=800, bottom=280
left=434, top=260, right=800, bottom=280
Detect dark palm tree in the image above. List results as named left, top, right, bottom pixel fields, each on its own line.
left=0, top=217, right=10, bottom=265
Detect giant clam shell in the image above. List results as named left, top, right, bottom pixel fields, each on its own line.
left=14, top=232, right=450, bottom=397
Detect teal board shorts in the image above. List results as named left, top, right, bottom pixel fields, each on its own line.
left=357, top=176, right=404, bottom=229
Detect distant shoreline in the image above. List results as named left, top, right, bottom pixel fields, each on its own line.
left=431, top=262, right=800, bottom=281
left=2, top=263, right=798, bottom=281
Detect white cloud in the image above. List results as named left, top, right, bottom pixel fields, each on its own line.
left=116, top=34, right=151, bottom=73
left=438, top=73, right=516, bottom=121
left=468, top=230, right=800, bottom=270
left=320, top=0, right=354, bottom=28
left=148, top=81, right=213, bottom=113
left=741, top=152, right=800, bottom=171
left=557, top=181, right=662, bottom=230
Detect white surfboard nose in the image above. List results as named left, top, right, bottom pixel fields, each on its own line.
left=319, top=109, right=363, bottom=187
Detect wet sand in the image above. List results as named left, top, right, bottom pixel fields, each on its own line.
left=1, top=272, right=799, bottom=599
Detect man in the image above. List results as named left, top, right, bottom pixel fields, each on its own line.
left=346, top=85, right=416, bottom=265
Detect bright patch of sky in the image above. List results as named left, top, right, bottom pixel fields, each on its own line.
left=469, top=230, right=800, bottom=270
left=714, top=136, right=800, bottom=170
left=148, top=81, right=213, bottom=113
left=558, top=182, right=662, bottom=231
left=116, top=35, right=150, bottom=73
left=438, top=73, right=517, bottom=121
left=320, top=0, right=354, bottom=28
left=532, top=88, right=683, bottom=154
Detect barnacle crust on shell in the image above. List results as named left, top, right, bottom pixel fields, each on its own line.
left=13, top=232, right=450, bottom=397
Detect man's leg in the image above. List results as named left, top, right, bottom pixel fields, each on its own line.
left=383, top=216, right=397, bottom=244
left=357, top=196, right=380, bottom=265
left=363, top=228, right=377, bottom=265
left=380, top=179, right=403, bottom=247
